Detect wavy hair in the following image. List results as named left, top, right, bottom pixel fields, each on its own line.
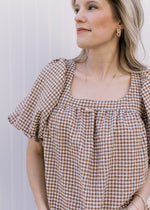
left=71, top=0, right=148, bottom=72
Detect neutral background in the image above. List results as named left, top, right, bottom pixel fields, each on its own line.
left=0, top=0, right=150, bottom=209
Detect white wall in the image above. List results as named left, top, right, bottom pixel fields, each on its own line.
left=0, top=0, right=150, bottom=209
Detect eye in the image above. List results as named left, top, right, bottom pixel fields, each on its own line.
left=74, top=8, right=79, bottom=14
left=88, top=5, right=98, bottom=10
left=74, top=5, right=98, bottom=14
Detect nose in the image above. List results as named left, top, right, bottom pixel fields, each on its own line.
left=74, top=10, right=87, bottom=22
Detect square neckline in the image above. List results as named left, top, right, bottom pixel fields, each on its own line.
left=67, top=60, right=134, bottom=104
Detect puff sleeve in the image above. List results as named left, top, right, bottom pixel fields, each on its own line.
left=141, top=70, right=150, bottom=165
left=8, top=58, right=67, bottom=142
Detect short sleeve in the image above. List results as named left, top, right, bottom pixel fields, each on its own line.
left=8, top=58, right=67, bottom=142
left=141, top=70, right=150, bottom=165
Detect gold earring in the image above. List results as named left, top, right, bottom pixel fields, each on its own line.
left=117, top=28, right=121, bottom=37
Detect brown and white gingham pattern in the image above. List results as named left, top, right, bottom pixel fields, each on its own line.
left=8, top=58, right=150, bottom=210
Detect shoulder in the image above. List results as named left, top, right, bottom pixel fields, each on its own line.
left=131, top=69, right=150, bottom=87
left=42, top=57, right=66, bottom=75
left=136, top=70, right=150, bottom=92
left=43, top=57, right=74, bottom=72
left=26, top=57, right=74, bottom=99
left=34, top=57, right=75, bottom=97
left=139, top=69, right=150, bottom=82
left=40, top=57, right=75, bottom=78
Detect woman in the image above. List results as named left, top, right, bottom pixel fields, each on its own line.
left=8, top=0, right=150, bottom=209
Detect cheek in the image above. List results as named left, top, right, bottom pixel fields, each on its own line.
left=92, top=16, right=106, bottom=28
left=91, top=14, right=116, bottom=34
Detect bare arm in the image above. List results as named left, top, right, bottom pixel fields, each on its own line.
left=26, top=138, right=49, bottom=210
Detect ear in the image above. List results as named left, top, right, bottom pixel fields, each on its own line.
left=118, top=21, right=124, bottom=29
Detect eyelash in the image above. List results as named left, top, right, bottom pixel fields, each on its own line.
left=75, top=5, right=98, bottom=13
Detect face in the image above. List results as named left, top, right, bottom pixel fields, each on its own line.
left=74, top=0, right=121, bottom=49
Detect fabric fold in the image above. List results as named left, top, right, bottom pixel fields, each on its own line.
left=8, top=58, right=68, bottom=142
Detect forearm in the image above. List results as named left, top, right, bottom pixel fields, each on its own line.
left=26, top=147, right=49, bottom=210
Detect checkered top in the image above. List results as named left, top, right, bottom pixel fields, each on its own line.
left=8, top=58, right=150, bottom=209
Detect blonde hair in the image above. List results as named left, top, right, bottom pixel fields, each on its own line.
left=71, top=0, right=148, bottom=72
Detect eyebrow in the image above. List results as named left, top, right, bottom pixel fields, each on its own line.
left=75, top=0, right=99, bottom=7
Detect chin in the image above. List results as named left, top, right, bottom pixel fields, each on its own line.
left=76, top=39, right=100, bottom=49
left=77, top=42, right=91, bottom=49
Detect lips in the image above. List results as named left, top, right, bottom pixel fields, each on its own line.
left=77, top=27, right=91, bottom=32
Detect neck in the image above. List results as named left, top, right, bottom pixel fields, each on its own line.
left=84, top=44, right=121, bottom=80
